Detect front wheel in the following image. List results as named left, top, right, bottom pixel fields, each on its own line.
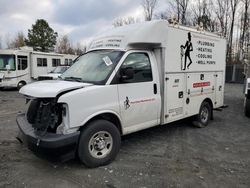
left=78, top=120, right=121, bottom=168
left=17, top=81, right=26, bottom=90
left=244, top=97, right=250, bottom=118
left=193, top=101, right=212, bottom=128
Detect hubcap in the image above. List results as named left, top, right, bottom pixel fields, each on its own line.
left=88, top=131, right=113, bottom=159
left=201, top=106, right=209, bottom=123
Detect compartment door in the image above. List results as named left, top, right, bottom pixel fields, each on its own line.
left=215, top=72, right=224, bottom=107
left=164, top=74, right=185, bottom=123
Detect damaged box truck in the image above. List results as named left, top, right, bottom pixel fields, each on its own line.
left=17, top=21, right=226, bottom=167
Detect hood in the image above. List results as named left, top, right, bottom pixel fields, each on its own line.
left=20, top=80, right=92, bottom=98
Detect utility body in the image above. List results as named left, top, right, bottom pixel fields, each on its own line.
left=0, top=47, right=76, bottom=89
left=16, top=21, right=226, bottom=167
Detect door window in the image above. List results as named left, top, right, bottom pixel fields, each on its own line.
left=17, top=56, right=28, bottom=70
left=119, top=53, right=152, bottom=83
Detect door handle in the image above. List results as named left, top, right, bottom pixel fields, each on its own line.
left=153, top=83, right=157, bottom=94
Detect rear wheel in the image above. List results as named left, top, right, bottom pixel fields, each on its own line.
left=17, top=81, right=26, bottom=90
left=78, top=119, right=121, bottom=168
left=244, top=97, right=250, bottom=118
left=193, top=101, right=212, bottom=128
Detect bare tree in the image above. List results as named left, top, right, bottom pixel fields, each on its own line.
left=9, top=32, right=26, bottom=48
left=112, top=17, right=138, bottom=27
left=112, top=18, right=124, bottom=27
left=56, top=35, right=74, bottom=54
left=74, top=42, right=86, bottom=55
left=142, top=0, right=158, bottom=21
left=228, top=0, right=240, bottom=61
left=191, top=0, right=203, bottom=24
left=5, top=33, right=12, bottom=49
left=169, top=0, right=190, bottom=25
left=239, top=0, right=250, bottom=50
left=190, top=0, right=217, bottom=31
left=213, top=0, right=230, bottom=37
left=154, top=12, right=168, bottom=20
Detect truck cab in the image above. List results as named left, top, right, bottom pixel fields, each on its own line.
left=16, top=21, right=226, bottom=167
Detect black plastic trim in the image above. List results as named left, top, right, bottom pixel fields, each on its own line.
left=16, top=113, right=80, bottom=161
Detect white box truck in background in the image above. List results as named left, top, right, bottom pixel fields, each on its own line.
left=0, top=47, right=77, bottom=89
left=16, top=21, right=226, bottom=167
left=242, top=44, right=250, bottom=117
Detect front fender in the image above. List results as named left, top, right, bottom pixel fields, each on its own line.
left=58, top=85, right=121, bottom=130
left=80, top=110, right=123, bottom=132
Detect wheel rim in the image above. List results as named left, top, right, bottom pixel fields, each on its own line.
left=88, top=131, right=113, bottom=159
left=200, top=106, right=209, bottom=123
left=18, top=82, right=25, bottom=88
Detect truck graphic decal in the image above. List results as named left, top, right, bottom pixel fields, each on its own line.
left=124, top=97, right=155, bottom=110
left=193, top=34, right=217, bottom=65
left=181, top=32, right=193, bottom=70
left=124, top=96, right=130, bottom=110
left=130, top=98, right=155, bottom=104
left=193, top=82, right=210, bottom=88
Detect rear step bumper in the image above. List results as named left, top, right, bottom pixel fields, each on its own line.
left=16, top=113, right=80, bottom=162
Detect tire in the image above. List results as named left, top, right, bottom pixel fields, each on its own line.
left=17, top=81, right=26, bottom=90
left=78, top=119, right=121, bottom=168
left=192, top=101, right=212, bottom=128
left=244, top=97, right=250, bottom=118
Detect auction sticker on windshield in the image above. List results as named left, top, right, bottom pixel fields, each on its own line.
left=103, top=56, right=113, bottom=66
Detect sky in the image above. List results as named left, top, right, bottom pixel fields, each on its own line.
left=0, top=0, right=167, bottom=47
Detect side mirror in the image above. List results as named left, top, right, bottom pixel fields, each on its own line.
left=5, top=65, right=10, bottom=71
left=120, top=67, right=134, bottom=81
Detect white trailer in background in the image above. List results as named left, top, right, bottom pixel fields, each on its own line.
left=17, top=21, right=226, bottom=167
left=0, top=47, right=77, bottom=89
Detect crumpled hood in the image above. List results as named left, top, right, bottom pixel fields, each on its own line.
left=20, top=80, right=92, bottom=98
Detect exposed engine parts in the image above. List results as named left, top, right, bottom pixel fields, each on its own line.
left=26, top=98, right=62, bottom=135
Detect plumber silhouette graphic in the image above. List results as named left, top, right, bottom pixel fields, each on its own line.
left=181, top=32, right=193, bottom=70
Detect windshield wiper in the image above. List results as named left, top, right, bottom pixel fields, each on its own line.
left=63, top=76, right=83, bottom=82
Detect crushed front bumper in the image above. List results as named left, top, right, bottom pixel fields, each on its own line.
left=16, top=113, right=80, bottom=162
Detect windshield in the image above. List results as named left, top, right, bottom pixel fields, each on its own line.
left=0, top=55, right=16, bottom=71
left=61, top=50, right=124, bottom=84
left=52, top=66, right=68, bottom=73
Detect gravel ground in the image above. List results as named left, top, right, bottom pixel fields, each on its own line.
left=0, top=83, right=250, bottom=188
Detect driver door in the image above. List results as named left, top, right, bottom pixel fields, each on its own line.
left=115, top=51, right=161, bottom=133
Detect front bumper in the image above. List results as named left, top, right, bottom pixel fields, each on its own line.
left=16, top=113, right=80, bottom=162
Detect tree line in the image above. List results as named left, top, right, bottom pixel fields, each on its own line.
left=113, top=0, right=250, bottom=64
left=0, top=19, right=85, bottom=55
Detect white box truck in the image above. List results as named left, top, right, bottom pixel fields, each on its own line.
left=243, top=45, right=250, bottom=117
left=16, top=21, right=226, bottom=167
left=0, top=47, right=77, bottom=89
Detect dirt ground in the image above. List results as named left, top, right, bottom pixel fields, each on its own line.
left=0, top=83, right=250, bottom=188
